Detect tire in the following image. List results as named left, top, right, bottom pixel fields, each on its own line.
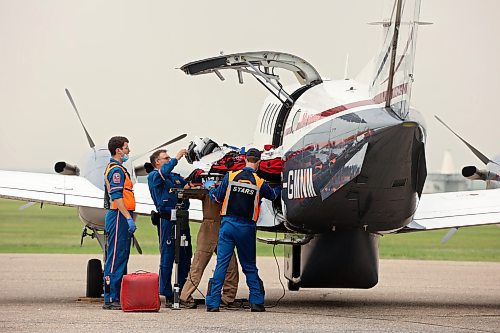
left=287, top=280, right=300, bottom=291
left=86, top=258, right=103, bottom=298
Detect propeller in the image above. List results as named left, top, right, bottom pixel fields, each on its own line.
left=441, top=227, right=458, bottom=244
left=18, top=201, right=36, bottom=210
left=132, top=133, right=187, bottom=162
left=65, top=88, right=96, bottom=149
left=435, top=115, right=498, bottom=166
left=133, top=134, right=188, bottom=176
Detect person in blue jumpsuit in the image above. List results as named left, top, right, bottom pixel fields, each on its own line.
left=148, top=148, right=192, bottom=307
left=206, top=148, right=281, bottom=312
left=103, top=136, right=137, bottom=310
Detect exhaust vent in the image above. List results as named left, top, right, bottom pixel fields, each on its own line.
left=392, top=178, right=407, bottom=187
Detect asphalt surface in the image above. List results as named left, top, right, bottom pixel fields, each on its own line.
left=0, top=253, right=499, bottom=332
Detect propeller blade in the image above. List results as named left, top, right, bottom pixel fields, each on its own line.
left=440, top=227, right=458, bottom=244
left=65, top=88, right=96, bottom=149
left=18, top=201, right=36, bottom=210
left=132, top=133, right=187, bottom=161
left=435, top=115, right=497, bottom=166
left=132, top=235, right=143, bottom=254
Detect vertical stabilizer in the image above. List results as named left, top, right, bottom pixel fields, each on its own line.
left=370, top=0, right=422, bottom=119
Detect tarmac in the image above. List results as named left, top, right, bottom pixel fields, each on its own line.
left=0, top=253, right=499, bottom=332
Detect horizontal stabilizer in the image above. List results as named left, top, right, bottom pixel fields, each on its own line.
left=368, top=21, right=432, bottom=26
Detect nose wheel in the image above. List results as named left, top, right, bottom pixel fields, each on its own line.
left=86, top=258, right=103, bottom=298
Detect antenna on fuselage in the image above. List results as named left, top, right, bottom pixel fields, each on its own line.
left=65, top=88, right=96, bottom=149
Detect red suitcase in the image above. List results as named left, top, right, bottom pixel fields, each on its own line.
left=120, top=271, right=160, bottom=312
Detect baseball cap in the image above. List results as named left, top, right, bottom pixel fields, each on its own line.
left=246, top=148, right=261, bottom=159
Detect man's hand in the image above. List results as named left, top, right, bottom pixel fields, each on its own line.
left=176, top=148, right=188, bottom=160
left=127, top=218, right=136, bottom=234
left=203, top=180, right=216, bottom=189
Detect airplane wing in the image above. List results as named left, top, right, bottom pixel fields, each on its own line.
left=398, top=188, right=500, bottom=232
left=0, top=170, right=203, bottom=221
left=0, top=170, right=104, bottom=208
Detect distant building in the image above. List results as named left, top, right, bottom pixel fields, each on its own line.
left=423, top=150, right=485, bottom=193
left=423, top=173, right=483, bottom=193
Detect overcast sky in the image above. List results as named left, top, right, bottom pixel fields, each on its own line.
left=0, top=0, right=499, bottom=175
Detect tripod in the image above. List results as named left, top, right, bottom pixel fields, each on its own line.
left=170, top=194, right=190, bottom=310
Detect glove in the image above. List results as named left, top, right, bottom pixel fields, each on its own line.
left=203, top=180, right=215, bottom=189
left=127, top=218, right=136, bottom=234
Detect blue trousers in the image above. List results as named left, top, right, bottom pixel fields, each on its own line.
left=206, top=216, right=264, bottom=308
left=103, top=209, right=132, bottom=303
left=158, top=218, right=192, bottom=300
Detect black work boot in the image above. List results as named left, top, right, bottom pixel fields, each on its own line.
left=102, top=301, right=122, bottom=310
left=206, top=307, right=220, bottom=312
left=250, top=303, right=265, bottom=312
left=165, top=296, right=173, bottom=308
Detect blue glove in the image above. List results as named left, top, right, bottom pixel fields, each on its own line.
left=127, top=218, right=136, bottom=234
left=203, top=180, right=215, bottom=189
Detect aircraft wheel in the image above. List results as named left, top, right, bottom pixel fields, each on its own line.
left=86, top=258, right=103, bottom=298
left=287, top=280, right=300, bottom=291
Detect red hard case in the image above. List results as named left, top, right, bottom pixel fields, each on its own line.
left=120, top=272, right=160, bottom=312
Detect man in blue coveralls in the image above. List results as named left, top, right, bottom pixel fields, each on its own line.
left=103, top=136, right=137, bottom=310
left=148, top=148, right=192, bottom=307
left=206, top=148, right=281, bottom=312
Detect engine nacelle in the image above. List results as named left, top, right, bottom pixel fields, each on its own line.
left=135, top=162, right=154, bottom=176
left=462, top=166, right=500, bottom=181
left=54, top=161, right=80, bottom=175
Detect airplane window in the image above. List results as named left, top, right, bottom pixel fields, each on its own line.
left=291, top=109, right=301, bottom=133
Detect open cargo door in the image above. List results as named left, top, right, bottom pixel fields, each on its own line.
left=180, top=51, right=323, bottom=146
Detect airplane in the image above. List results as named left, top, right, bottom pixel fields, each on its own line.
left=435, top=115, right=500, bottom=189
left=0, top=89, right=203, bottom=298
left=178, top=0, right=500, bottom=291
left=1, top=0, right=500, bottom=297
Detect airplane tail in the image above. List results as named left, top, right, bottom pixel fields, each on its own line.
left=369, top=0, right=424, bottom=119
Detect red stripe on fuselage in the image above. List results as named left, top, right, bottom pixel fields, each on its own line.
left=284, top=129, right=374, bottom=162
left=284, top=83, right=408, bottom=136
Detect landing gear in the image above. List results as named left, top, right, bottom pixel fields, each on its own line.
left=86, top=258, right=103, bottom=298
left=287, top=280, right=300, bottom=291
